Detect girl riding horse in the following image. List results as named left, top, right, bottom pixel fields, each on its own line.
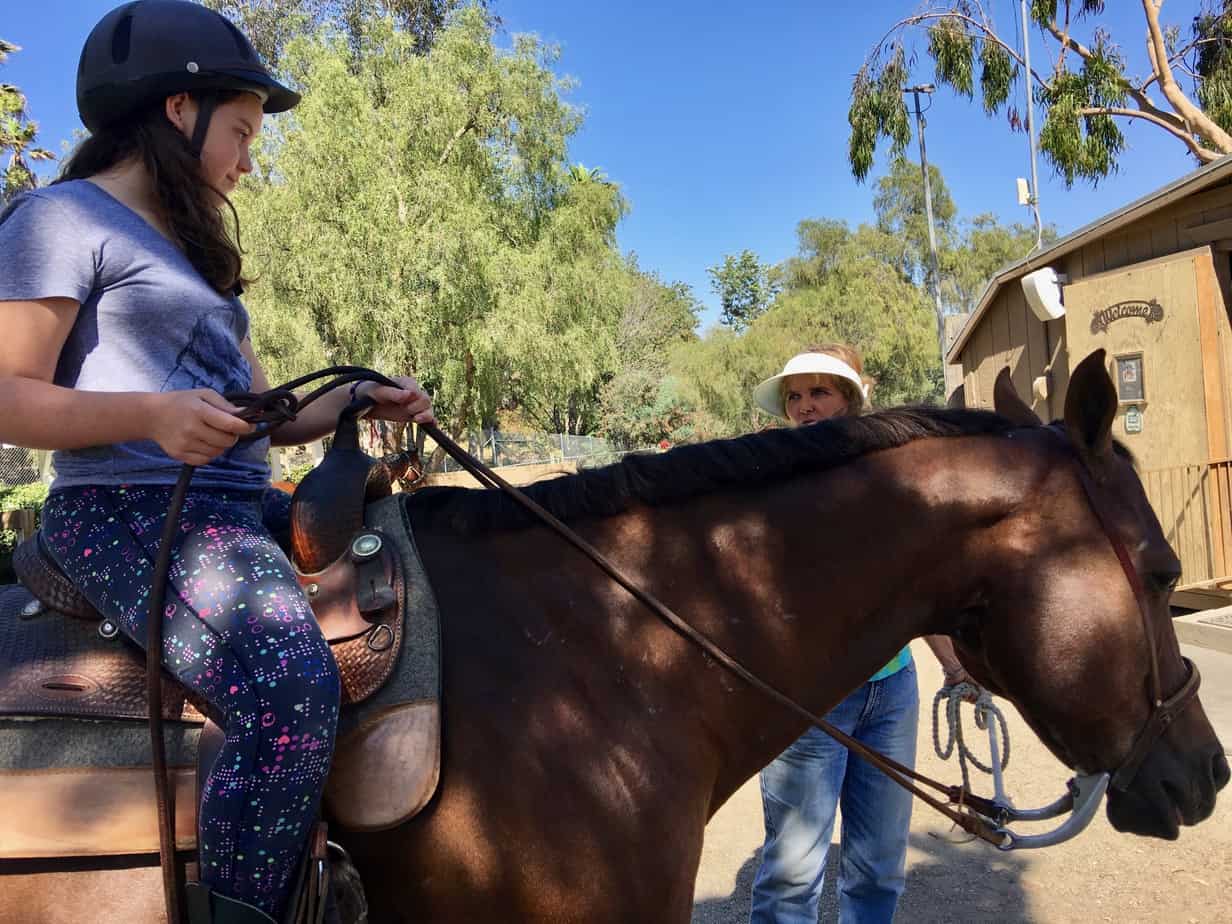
left=0, top=2, right=433, bottom=920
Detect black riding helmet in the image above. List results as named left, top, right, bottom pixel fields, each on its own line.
left=77, top=0, right=299, bottom=149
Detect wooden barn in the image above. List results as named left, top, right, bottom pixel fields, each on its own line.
left=947, top=157, right=1232, bottom=607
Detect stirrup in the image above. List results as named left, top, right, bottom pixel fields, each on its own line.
left=185, top=883, right=278, bottom=924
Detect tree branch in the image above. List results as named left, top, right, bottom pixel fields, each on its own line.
left=1078, top=105, right=1223, bottom=162
left=437, top=115, right=477, bottom=167
left=861, top=11, right=1051, bottom=90
left=1166, top=35, right=1226, bottom=66
left=1044, top=18, right=1184, bottom=128
left=1142, top=0, right=1232, bottom=153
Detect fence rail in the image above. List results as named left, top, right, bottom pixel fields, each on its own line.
left=1141, top=459, right=1232, bottom=588
left=432, top=429, right=631, bottom=473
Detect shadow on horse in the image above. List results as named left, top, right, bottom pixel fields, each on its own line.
left=0, top=352, right=1226, bottom=922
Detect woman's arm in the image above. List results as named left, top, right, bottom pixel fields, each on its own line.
left=0, top=297, right=254, bottom=465
left=924, top=635, right=972, bottom=687
left=240, top=340, right=435, bottom=447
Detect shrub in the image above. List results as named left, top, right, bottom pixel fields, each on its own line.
left=0, top=528, right=17, bottom=583
left=286, top=463, right=316, bottom=485
left=0, top=482, right=49, bottom=513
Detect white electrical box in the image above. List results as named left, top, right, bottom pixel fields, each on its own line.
left=1021, top=266, right=1066, bottom=321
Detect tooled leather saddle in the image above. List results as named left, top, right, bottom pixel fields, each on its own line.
left=0, top=415, right=442, bottom=860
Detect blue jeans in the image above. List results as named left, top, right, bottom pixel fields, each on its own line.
left=750, top=662, right=919, bottom=924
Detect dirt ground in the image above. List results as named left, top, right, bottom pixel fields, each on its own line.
left=691, top=641, right=1232, bottom=924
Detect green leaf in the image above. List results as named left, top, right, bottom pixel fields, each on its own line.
left=979, top=39, right=1016, bottom=115
left=929, top=17, right=975, bottom=99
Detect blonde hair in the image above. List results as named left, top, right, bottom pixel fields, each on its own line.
left=778, top=343, right=872, bottom=417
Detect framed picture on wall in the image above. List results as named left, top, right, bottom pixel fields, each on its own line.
left=1115, top=352, right=1145, bottom=404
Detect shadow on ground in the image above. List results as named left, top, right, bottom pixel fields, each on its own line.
left=692, top=830, right=1035, bottom=923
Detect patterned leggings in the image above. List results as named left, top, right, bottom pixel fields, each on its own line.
left=41, top=485, right=340, bottom=916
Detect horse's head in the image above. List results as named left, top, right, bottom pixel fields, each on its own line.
left=951, top=350, right=1227, bottom=840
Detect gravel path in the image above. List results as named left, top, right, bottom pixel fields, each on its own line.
left=692, top=641, right=1232, bottom=923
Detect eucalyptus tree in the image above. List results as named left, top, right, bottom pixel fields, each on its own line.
left=849, top=1, right=1232, bottom=186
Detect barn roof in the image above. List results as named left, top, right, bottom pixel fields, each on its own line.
left=946, top=154, right=1232, bottom=363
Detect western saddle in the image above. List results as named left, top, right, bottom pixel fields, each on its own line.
left=0, top=412, right=442, bottom=860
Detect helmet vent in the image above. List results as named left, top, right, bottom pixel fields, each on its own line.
left=110, top=14, right=134, bottom=64
left=222, top=20, right=253, bottom=60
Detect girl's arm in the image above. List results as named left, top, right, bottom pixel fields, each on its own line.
left=240, top=340, right=434, bottom=447
left=0, top=297, right=254, bottom=466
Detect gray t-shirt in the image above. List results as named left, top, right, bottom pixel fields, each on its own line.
left=0, top=180, right=270, bottom=491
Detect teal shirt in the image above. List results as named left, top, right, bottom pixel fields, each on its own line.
left=868, top=646, right=912, bottom=682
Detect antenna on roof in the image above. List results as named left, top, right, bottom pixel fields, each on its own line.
left=1020, top=0, right=1043, bottom=251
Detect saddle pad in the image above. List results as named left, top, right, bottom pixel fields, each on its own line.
left=0, top=494, right=443, bottom=857
left=323, top=495, right=442, bottom=831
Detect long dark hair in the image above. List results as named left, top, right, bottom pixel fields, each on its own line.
left=56, top=91, right=249, bottom=294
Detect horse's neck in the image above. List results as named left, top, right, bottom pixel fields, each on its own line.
left=602, top=439, right=1001, bottom=807
left=423, top=436, right=1021, bottom=824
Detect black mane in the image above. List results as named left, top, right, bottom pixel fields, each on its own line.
left=407, top=407, right=1015, bottom=535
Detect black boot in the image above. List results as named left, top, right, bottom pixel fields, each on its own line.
left=185, top=883, right=279, bottom=924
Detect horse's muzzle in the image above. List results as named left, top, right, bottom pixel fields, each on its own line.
left=1106, top=740, right=1228, bottom=839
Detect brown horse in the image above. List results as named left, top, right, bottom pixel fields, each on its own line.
left=1, top=352, right=1226, bottom=922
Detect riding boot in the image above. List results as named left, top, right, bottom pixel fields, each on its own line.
left=185, top=882, right=278, bottom=924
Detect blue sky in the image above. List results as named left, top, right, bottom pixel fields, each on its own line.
left=2, top=1, right=1214, bottom=327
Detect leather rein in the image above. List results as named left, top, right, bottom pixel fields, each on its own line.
left=143, top=371, right=1200, bottom=921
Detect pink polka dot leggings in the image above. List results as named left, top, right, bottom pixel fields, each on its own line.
left=42, top=485, right=340, bottom=917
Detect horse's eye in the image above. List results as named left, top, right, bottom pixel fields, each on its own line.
left=1148, top=571, right=1181, bottom=595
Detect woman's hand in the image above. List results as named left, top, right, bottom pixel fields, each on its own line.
left=942, top=665, right=982, bottom=703
left=147, top=389, right=255, bottom=467
left=357, top=375, right=435, bottom=425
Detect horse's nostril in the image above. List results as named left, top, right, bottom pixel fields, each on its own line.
left=1214, top=750, right=1231, bottom=791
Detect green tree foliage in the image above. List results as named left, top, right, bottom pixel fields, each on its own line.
left=850, top=1, right=1232, bottom=186
left=233, top=10, right=628, bottom=440
left=670, top=157, right=1053, bottom=437
left=872, top=156, right=957, bottom=284
left=942, top=213, right=1057, bottom=314
left=674, top=219, right=942, bottom=438
left=707, top=249, right=780, bottom=333
left=869, top=156, right=1057, bottom=314
left=597, top=265, right=699, bottom=447
left=201, top=0, right=490, bottom=65
left=0, top=39, right=53, bottom=203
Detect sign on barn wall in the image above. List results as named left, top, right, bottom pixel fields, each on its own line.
left=1090, top=299, right=1165, bottom=334
left=1063, top=251, right=1207, bottom=474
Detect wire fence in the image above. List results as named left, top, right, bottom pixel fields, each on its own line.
left=433, top=430, right=633, bottom=473
left=1, top=431, right=646, bottom=488
left=0, top=447, right=48, bottom=486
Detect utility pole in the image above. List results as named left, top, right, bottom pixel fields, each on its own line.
left=1021, top=0, right=1043, bottom=250
left=904, top=84, right=946, bottom=362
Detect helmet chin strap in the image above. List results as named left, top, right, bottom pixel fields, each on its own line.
left=188, top=91, right=218, bottom=157
left=185, top=90, right=246, bottom=298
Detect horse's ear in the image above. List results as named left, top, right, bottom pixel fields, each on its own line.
left=1063, top=349, right=1117, bottom=465
left=993, top=368, right=1041, bottom=426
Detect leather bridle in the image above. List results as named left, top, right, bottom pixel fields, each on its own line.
left=142, top=374, right=1203, bottom=920
left=1044, top=425, right=1201, bottom=793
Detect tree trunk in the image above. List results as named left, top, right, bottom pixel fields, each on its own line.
left=1142, top=0, right=1232, bottom=154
